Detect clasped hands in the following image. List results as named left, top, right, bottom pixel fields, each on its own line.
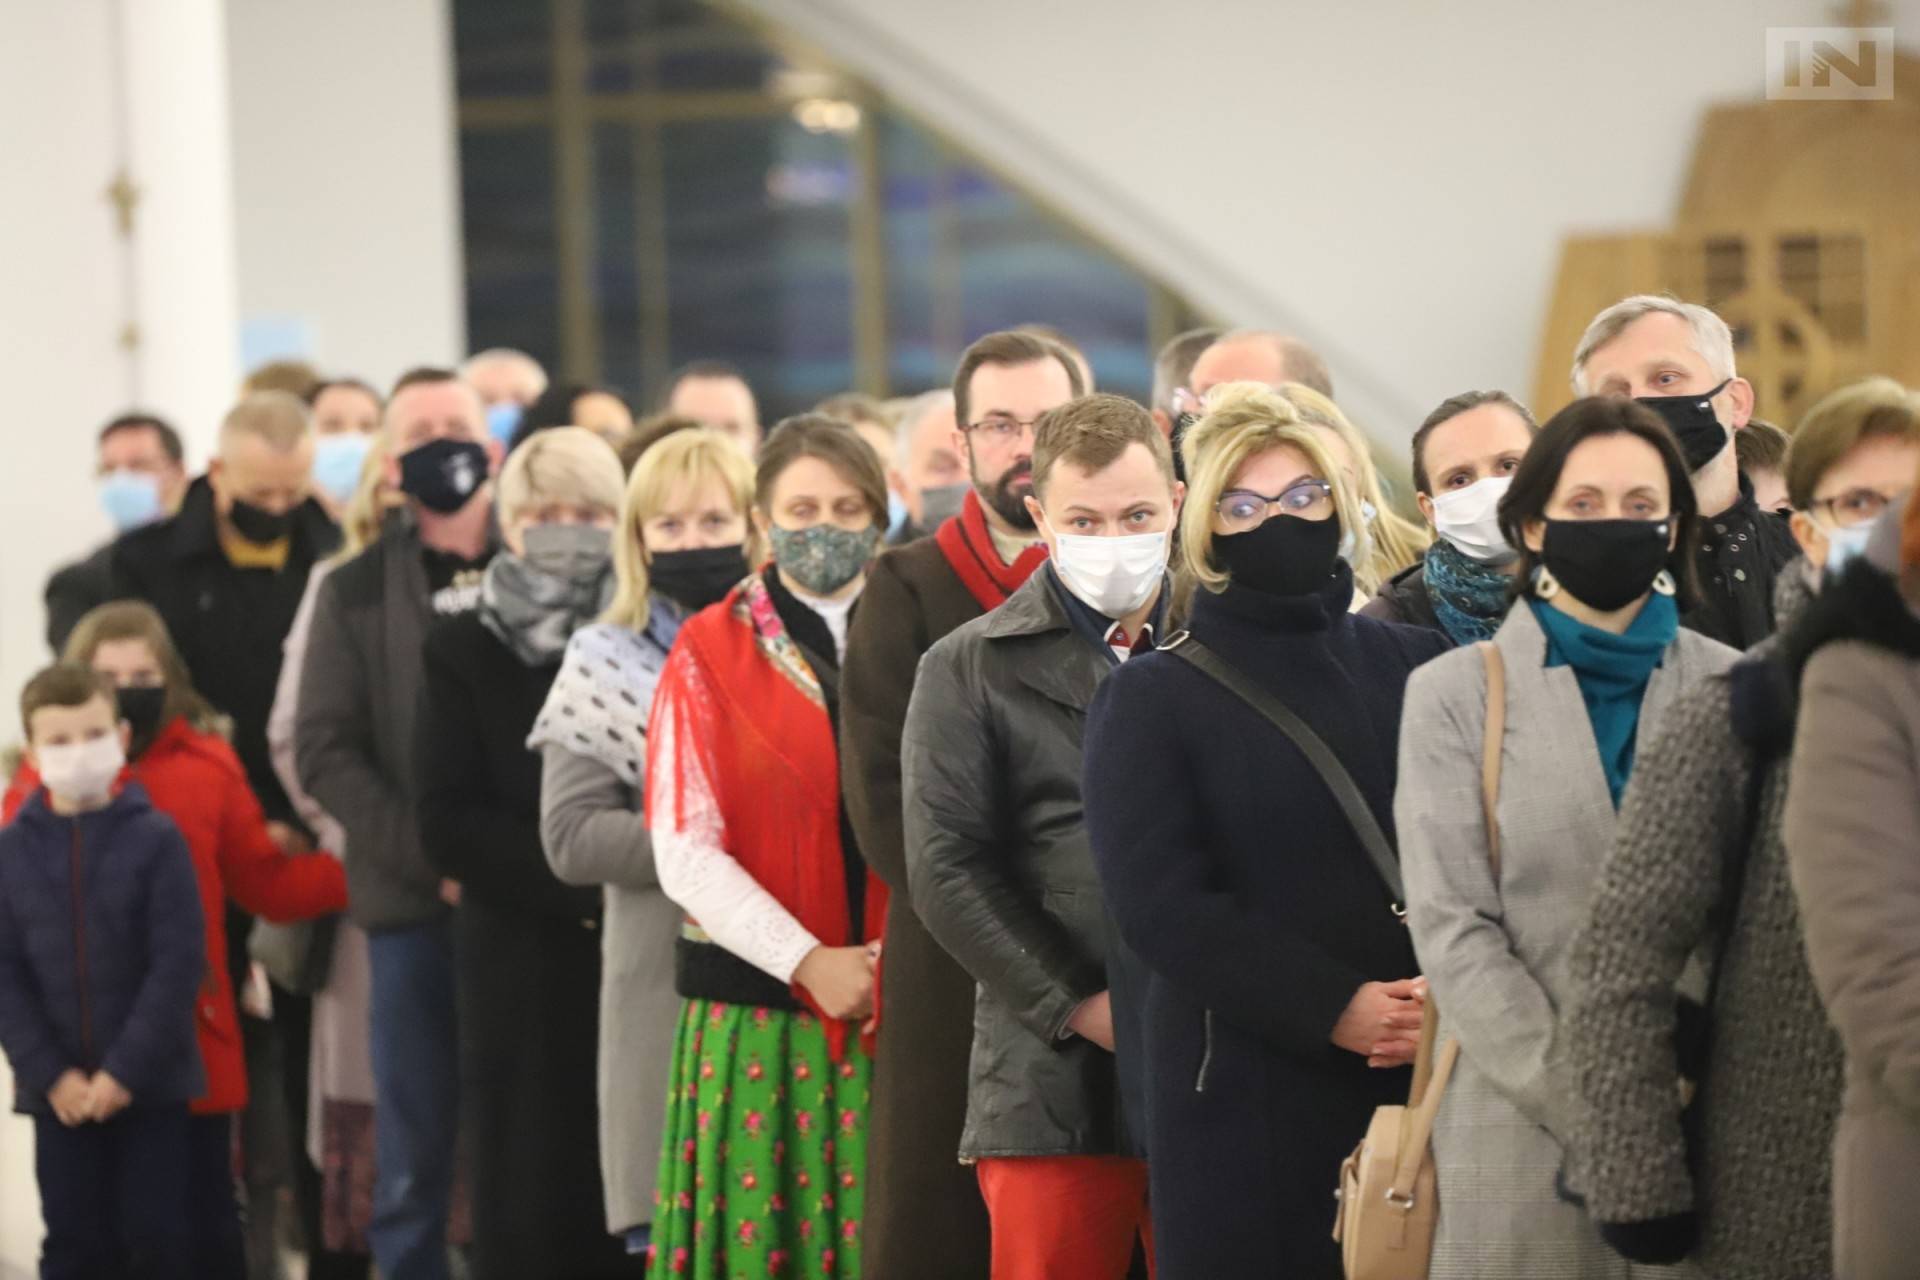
left=47, top=1069, right=133, bottom=1127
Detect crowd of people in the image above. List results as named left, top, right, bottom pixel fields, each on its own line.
left=1, top=296, right=1917, bottom=1280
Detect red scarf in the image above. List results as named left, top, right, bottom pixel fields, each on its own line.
left=934, top=488, right=1048, bottom=610
left=646, top=575, right=888, bottom=1061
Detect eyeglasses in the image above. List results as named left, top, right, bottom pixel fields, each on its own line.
left=1214, top=480, right=1334, bottom=533
left=963, top=415, right=1045, bottom=443
left=1810, top=486, right=1907, bottom=528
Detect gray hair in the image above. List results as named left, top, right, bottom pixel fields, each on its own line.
left=1570, top=295, right=1736, bottom=394
left=892, top=389, right=956, bottom=456
left=1151, top=326, right=1222, bottom=415
left=460, top=347, right=549, bottom=397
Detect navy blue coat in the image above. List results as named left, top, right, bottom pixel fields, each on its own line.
left=1083, top=569, right=1447, bottom=1278
left=0, top=782, right=206, bottom=1115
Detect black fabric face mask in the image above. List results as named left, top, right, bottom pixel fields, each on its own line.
left=1637, top=379, right=1731, bottom=474
left=116, top=685, right=167, bottom=754
left=650, top=544, right=749, bottom=612
left=1538, top=518, right=1672, bottom=611
left=1214, top=512, right=1342, bottom=598
left=228, top=498, right=294, bottom=544
left=399, top=438, right=491, bottom=514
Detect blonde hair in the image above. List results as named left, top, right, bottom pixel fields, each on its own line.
left=604, top=429, right=759, bottom=630
left=497, top=426, right=625, bottom=526
left=220, top=390, right=312, bottom=454
left=1179, top=382, right=1367, bottom=595
left=1785, top=376, right=1920, bottom=511
left=334, top=434, right=397, bottom=562
left=1217, top=382, right=1428, bottom=596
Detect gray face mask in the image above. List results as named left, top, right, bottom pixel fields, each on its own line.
left=769, top=522, right=882, bottom=596
left=918, top=483, right=969, bottom=529
left=521, top=523, right=612, bottom=586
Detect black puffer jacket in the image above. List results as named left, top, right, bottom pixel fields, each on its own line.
left=1358, top=560, right=1441, bottom=634
left=902, top=567, right=1134, bottom=1160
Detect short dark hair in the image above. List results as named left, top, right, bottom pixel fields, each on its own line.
left=19, top=663, right=117, bottom=740
left=305, top=378, right=383, bottom=410
left=1735, top=416, right=1791, bottom=475
left=1151, top=327, right=1222, bottom=416
left=753, top=413, right=890, bottom=528
left=1411, top=390, right=1539, bottom=494
left=510, top=382, right=631, bottom=451
left=663, top=360, right=751, bottom=406
left=951, top=330, right=1086, bottom=428
left=1496, top=396, right=1699, bottom=604
left=390, top=366, right=464, bottom=397
left=244, top=358, right=323, bottom=399
left=98, top=413, right=184, bottom=464
left=1031, top=393, right=1174, bottom=500
left=618, top=413, right=705, bottom=473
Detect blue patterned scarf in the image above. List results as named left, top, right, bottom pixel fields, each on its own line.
left=1423, top=538, right=1515, bottom=645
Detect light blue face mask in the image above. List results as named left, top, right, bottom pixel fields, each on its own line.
left=486, top=402, right=523, bottom=448
left=1824, top=522, right=1874, bottom=577
left=98, top=469, right=163, bottom=532
left=887, top=492, right=909, bottom=538
left=1338, top=499, right=1379, bottom=565
left=312, top=433, right=374, bottom=506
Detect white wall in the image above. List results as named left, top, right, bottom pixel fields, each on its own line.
left=227, top=0, right=466, bottom=390
left=743, top=0, right=1920, bottom=441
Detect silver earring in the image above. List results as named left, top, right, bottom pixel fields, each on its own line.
left=1652, top=569, right=1677, bottom=596
left=1531, top=564, right=1560, bottom=599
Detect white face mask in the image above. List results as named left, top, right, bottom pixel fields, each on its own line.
left=1048, top=526, right=1169, bottom=618
left=1428, top=475, right=1517, bottom=565
left=37, top=734, right=125, bottom=806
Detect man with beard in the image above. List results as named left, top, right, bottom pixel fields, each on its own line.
left=840, top=330, right=1082, bottom=1278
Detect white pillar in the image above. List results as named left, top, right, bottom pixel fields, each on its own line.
left=0, top=5, right=238, bottom=1265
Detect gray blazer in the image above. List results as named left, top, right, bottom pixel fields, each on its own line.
left=539, top=742, right=681, bottom=1236
left=1396, top=600, right=1735, bottom=1278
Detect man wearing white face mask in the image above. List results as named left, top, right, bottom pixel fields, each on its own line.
left=903, top=394, right=1179, bottom=1279
left=1362, top=389, right=1539, bottom=645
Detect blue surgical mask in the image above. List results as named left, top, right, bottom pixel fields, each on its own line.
left=887, top=492, right=909, bottom=537
left=1824, top=522, right=1874, bottom=577
left=1338, top=499, right=1379, bottom=565
left=486, top=402, right=523, bottom=448
left=98, top=469, right=163, bottom=532
left=312, top=433, right=373, bottom=507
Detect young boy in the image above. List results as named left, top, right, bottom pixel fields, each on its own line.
left=0, top=663, right=205, bottom=1279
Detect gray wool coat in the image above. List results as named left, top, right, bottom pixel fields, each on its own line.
left=1566, top=573, right=1842, bottom=1279
left=1397, top=600, right=1736, bottom=1279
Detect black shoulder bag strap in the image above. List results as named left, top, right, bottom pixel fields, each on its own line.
left=1162, top=632, right=1406, bottom=920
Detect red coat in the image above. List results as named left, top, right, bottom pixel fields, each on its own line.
left=3, top=717, right=347, bottom=1114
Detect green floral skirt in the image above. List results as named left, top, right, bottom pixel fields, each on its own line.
left=646, top=998, right=871, bottom=1279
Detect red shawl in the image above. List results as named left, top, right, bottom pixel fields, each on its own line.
left=646, top=574, right=888, bottom=1060
left=934, top=488, right=1049, bottom=611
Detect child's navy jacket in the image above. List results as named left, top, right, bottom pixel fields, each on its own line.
left=0, top=780, right=205, bottom=1115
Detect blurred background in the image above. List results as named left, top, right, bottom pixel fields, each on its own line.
left=3, top=1, right=1920, bottom=1266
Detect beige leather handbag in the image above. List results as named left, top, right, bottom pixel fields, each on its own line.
left=1332, top=641, right=1505, bottom=1279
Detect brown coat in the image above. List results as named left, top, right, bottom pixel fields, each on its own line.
left=840, top=535, right=996, bottom=1279
left=1786, top=632, right=1920, bottom=1280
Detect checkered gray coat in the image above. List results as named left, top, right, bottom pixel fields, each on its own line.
left=1396, top=601, right=1736, bottom=1278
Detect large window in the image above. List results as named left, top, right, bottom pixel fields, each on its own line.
left=456, top=0, right=1206, bottom=420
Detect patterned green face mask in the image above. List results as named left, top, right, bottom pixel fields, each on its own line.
left=768, top=522, right=882, bottom=596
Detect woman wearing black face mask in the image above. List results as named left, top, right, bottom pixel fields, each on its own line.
left=527, top=427, right=759, bottom=1259
left=1395, top=398, right=1738, bottom=1278
left=1080, top=383, right=1449, bottom=1277
left=413, top=427, right=643, bottom=1280
left=2, top=600, right=349, bottom=1280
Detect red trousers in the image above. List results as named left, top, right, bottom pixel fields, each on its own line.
left=976, top=1155, right=1155, bottom=1280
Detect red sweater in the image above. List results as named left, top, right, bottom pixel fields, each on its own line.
left=4, top=717, right=347, bottom=1113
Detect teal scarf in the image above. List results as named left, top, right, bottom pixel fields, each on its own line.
left=1530, top=593, right=1678, bottom=806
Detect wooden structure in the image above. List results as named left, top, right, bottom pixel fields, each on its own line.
left=1533, top=15, right=1920, bottom=425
